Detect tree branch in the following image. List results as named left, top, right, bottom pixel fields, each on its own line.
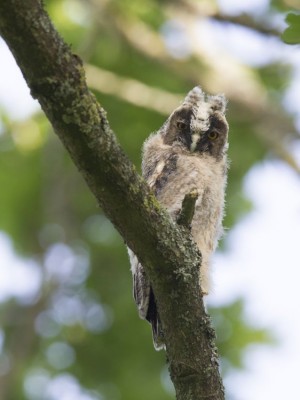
left=84, top=64, right=300, bottom=176
left=177, top=189, right=199, bottom=228
left=85, top=63, right=182, bottom=115
left=110, top=13, right=299, bottom=164
left=210, top=13, right=281, bottom=37
left=0, top=1, right=224, bottom=398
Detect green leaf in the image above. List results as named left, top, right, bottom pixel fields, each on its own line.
left=282, top=13, right=300, bottom=44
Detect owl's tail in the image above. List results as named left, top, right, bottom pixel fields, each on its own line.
left=146, top=289, right=165, bottom=351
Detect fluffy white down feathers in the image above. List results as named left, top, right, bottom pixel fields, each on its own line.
left=129, top=86, right=229, bottom=350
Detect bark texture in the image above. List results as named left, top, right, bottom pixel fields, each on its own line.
left=0, top=1, right=225, bottom=398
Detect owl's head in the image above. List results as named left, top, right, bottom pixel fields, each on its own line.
left=162, top=87, right=228, bottom=160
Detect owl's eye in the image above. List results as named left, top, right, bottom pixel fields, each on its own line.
left=207, top=131, right=219, bottom=140
left=176, top=121, right=187, bottom=130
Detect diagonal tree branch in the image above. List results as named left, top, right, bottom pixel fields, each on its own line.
left=85, top=63, right=182, bottom=115
left=0, top=0, right=224, bottom=398
left=85, top=63, right=300, bottom=175
left=109, top=12, right=299, bottom=167
left=210, top=13, right=281, bottom=37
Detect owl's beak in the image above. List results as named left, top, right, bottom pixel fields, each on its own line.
left=190, top=132, right=201, bottom=152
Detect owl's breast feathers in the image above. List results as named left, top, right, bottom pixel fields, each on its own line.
left=143, top=132, right=227, bottom=265
left=143, top=133, right=227, bottom=208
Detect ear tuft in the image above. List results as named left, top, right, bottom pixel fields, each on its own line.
left=208, top=94, right=227, bottom=114
left=182, top=86, right=205, bottom=107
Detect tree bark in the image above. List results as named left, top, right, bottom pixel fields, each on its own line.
left=0, top=1, right=225, bottom=398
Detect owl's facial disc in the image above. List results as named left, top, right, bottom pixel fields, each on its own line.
left=163, top=91, right=228, bottom=160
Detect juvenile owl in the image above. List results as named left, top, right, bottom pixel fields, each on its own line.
left=128, top=86, right=229, bottom=350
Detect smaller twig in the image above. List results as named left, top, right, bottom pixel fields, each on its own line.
left=85, top=64, right=181, bottom=115
left=177, top=189, right=198, bottom=228
left=211, top=13, right=281, bottom=37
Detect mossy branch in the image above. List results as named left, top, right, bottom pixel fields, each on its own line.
left=0, top=1, right=225, bottom=399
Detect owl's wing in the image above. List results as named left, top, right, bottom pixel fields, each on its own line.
left=132, top=259, right=151, bottom=319
left=147, top=154, right=178, bottom=196
left=128, top=250, right=165, bottom=350
left=128, top=150, right=183, bottom=350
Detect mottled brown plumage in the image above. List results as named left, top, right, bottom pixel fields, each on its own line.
left=128, top=86, right=229, bottom=350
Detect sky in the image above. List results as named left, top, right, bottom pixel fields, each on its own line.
left=209, top=160, right=300, bottom=400
left=1, top=1, right=300, bottom=399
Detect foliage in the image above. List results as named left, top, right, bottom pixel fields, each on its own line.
left=282, top=13, right=300, bottom=44
left=0, top=0, right=298, bottom=399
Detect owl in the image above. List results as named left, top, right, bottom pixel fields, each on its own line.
left=128, top=86, right=229, bottom=350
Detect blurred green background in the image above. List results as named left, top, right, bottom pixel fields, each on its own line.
left=0, top=0, right=299, bottom=399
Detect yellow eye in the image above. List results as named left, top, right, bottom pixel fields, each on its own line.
left=208, top=131, right=218, bottom=140
left=177, top=121, right=187, bottom=130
